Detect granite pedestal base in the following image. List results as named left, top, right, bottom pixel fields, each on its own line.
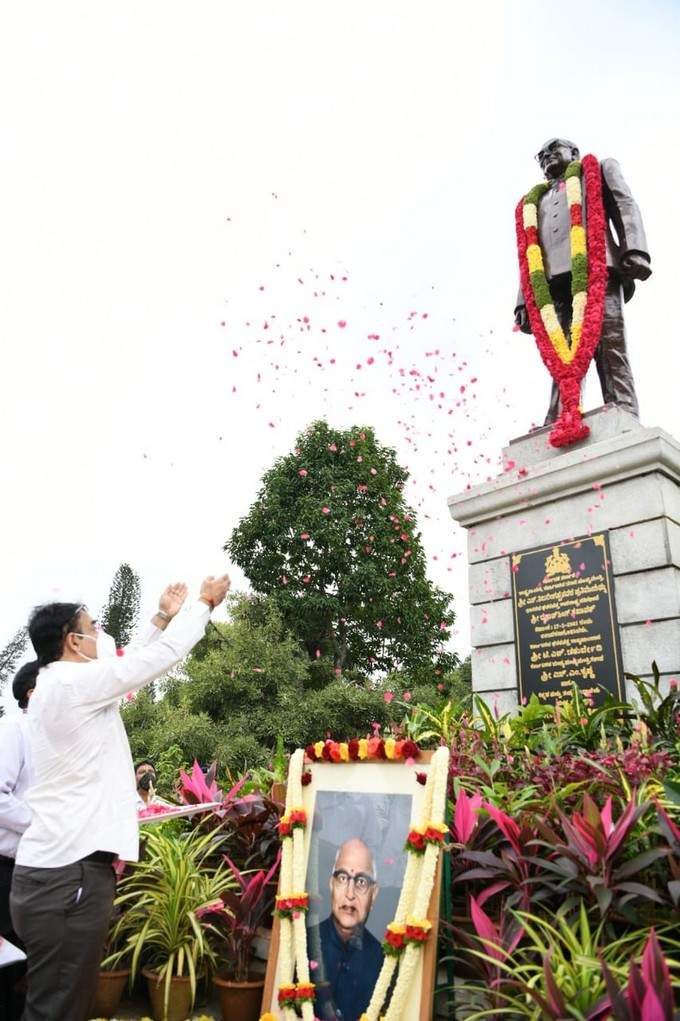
left=448, top=406, right=680, bottom=712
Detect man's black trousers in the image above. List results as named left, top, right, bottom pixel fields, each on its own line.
left=1, top=856, right=26, bottom=1021
left=10, top=859, right=115, bottom=1021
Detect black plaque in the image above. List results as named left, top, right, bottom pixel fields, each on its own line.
left=510, top=532, right=624, bottom=707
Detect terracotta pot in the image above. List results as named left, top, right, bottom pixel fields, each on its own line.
left=89, top=968, right=131, bottom=1018
left=142, top=967, right=194, bottom=1021
left=213, top=974, right=265, bottom=1021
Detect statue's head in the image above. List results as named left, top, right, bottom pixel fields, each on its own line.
left=535, top=137, right=580, bottom=179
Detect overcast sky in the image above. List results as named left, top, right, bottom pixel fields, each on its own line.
left=1, top=1, right=678, bottom=709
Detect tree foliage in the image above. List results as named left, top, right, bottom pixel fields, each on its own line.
left=226, top=420, right=457, bottom=679
left=120, top=592, right=456, bottom=773
left=0, top=626, right=29, bottom=714
left=101, top=562, right=141, bottom=647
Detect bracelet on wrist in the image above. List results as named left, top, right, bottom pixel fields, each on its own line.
left=156, top=609, right=171, bottom=622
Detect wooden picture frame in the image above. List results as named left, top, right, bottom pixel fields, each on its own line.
left=263, top=751, right=441, bottom=1021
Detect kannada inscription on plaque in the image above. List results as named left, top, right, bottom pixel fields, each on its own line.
left=510, top=532, right=624, bottom=706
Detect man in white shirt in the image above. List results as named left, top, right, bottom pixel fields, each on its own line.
left=10, top=573, right=230, bottom=1021
left=0, top=663, right=36, bottom=1021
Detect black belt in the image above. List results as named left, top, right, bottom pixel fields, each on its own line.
left=0, top=853, right=15, bottom=867
left=81, top=851, right=116, bottom=865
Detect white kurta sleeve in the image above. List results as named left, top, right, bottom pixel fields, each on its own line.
left=69, top=601, right=210, bottom=710
left=0, top=718, right=31, bottom=835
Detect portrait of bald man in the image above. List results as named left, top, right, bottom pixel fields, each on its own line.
left=307, top=837, right=384, bottom=1021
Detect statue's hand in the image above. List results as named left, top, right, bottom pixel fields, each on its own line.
left=621, top=252, right=652, bottom=281
left=514, top=307, right=532, bottom=334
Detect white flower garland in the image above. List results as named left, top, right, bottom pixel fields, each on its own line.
left=266, top=745, right=449, bottom=1021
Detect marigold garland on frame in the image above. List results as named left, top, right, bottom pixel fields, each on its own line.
left=516, top=154, right=608, bottom=448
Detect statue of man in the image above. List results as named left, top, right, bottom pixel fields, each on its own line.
left=514, top=138, right=652, bottom=426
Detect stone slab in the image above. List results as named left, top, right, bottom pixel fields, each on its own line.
left=609, top=518, right=680, bottom=575
left=465, top=473, right=678, bottom=565
left=619, top=618, right=680, bottom=676
left=470, top=599, right=514, bottom=647
left=469, top=558, right=512, bottom=604
left=613, top=567, right=680, bottom=625
left=502, top=406, right=642, bottom=469
left=470, top=643, right=517, bottom=691
left=474, top=688, right=519, bottom=716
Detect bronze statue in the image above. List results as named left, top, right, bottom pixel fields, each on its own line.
left=514, top=138, right=651, bottom=426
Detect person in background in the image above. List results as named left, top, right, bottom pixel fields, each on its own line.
left=134, top=759, right=172, bottom=810
left=10, top=573, right=230, bottom=1021
left=0, top=662, right=37, bottom=1021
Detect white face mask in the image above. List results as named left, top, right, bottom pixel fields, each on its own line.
left=72, top=631, right=117, bottom=661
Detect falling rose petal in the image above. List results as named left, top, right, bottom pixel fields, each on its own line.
left=125, top=691, right=134, bottom=701
left=300, top=532, right=310, bottom=540
left=337, top=320, right=347, bottom=328
left=403, top=691, right=412, bottom=702
left=302, top=575, right=311, bottom=584
left=321, top=506, right=330, bottom=515
left=298, top=468, right=308, bottom=477
left=405, top=757, right=415, bottom=767
left=309, top=960, right=318, bottom=971
left=328, top=443, right=337, bottom=452
left=383, top=691, right=394, bottom=703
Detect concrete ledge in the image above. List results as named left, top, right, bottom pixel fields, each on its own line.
left=464, top=474, right=676, bottom=564
left=449, top=426, right=680, bottom=530
left=503, top=405, right=641, bottom=469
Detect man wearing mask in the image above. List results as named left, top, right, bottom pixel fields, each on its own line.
left=134, top=760, right=172, bottom=811
left=0, top=663, right=37, bottom=1020
left=10, top=573, right=230, bottom=1021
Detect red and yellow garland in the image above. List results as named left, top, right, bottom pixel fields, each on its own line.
left=516, top=154, right=608, bottom=448
left=305, top=737, right=420, bottom=763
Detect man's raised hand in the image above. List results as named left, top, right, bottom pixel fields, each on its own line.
left=159, top=582, right=188, bottom=618
left=199, top=574, right=231, bottom=609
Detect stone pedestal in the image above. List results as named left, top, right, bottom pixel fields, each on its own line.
left=448, top=407, right=680, bottom=711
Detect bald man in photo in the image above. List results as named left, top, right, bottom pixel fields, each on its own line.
left=307, top=837, right=384, bottom=1021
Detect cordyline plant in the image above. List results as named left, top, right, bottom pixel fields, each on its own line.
left=452, top=794, right=546, bottom=914
left=178, top=759, right=248, bottom=807
left=529, top=792, right=669, bottom=922
left=601, top=928, right=677, bottom=1021
left=456, top=902, right=679, bottom=1021
left=196, top=851, right=281, bottom=981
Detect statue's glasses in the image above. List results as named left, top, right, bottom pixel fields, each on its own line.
left=535, top=141, right=563, bottom=164
left=331, top=870, right=375, bottom=895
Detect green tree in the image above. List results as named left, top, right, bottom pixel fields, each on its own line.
left=226, top=420, right=457, bottom=679
left=0, top=626, right=28, bottom=715
left=101, top=562, right=141, bottom=647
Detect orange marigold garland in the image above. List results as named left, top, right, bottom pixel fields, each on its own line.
left=516, top=154, right=608, bottom=448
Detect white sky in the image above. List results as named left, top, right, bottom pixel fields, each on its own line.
left=1, top=1, right=679, bottom=708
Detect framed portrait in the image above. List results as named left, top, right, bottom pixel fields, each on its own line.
left=262, top=749, right=443, bottom=1021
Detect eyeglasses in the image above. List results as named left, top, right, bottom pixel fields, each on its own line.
left=332, top=870, right=375, bottom=895
left=535, top=141, right=564, bottom=164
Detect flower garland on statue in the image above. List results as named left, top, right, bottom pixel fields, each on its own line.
left=515, top=154, right=608, bottom=449
left=260, top=742, right=448, bottom=1021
